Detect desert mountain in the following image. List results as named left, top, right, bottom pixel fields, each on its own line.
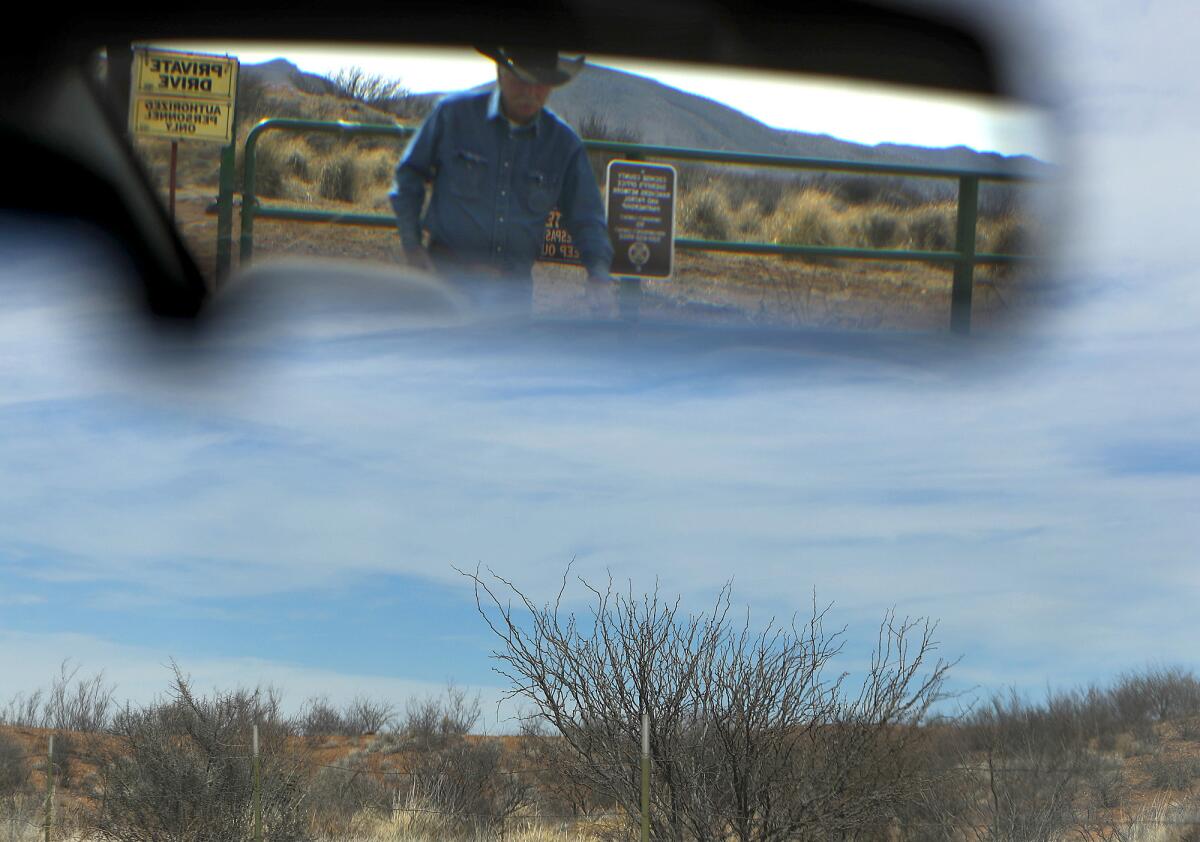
left=241, top=59, right=1046, bottom=176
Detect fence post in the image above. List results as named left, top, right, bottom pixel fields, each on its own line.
left=43, top=735, right=53, bottom=842
left=253, top=724, right=262, bottom=842
left=240, top=128, right=261, bottom=265
left=641, top=711, right=650, bottom=842
left=216, top=142, right=237, bottom=280
left=951, top=175, right=980, bottom=335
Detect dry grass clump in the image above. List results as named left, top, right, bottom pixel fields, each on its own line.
left=675, top=177, right=1034, bottom=259
left=333, top=804, right=607, bottom=842
left=318, top=154, right=362, bottom=203
left=1146, top=755, right=1200, bottom=791
left=248, top=140, right=401, bottom=208
left=905, top=204, right=956, bottom=251
left=680, top=187, right=733, bottom=240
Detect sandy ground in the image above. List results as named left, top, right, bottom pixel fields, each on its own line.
left=167, top=185, right=1034, bottom=333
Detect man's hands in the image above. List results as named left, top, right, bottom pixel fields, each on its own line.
left=585, top=271, right=618, bottom=317
left=407, top=247, right=435, bottom=273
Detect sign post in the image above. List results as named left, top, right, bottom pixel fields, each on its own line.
left=129, top=47, right=239, bottom=277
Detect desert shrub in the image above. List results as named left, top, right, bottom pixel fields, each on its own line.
left=345, top=696, right=397, bottom=735
left=1180, top=717, right=1200, bottom=742
left=302, top=132, right=337, bottom=155
left=717, top=171, right=785, bottom=216
left=768, top=191, right=846, bottom=263
left=398, top=684, right=480, bottom=752
left=296, top=695, right=346, bottom=736
left=960, top=690, right=1107, bottom=842
left=319, top=155, right=361, bottom=203
left=1146, top=755, right=1200, bottom=790
left=249, top=140, right=291, bottom=198
left=294, top=694, right=397, bottom=737
left=90, top=666, right=306, bottom=842
left=1114, top=666, right=1200, bottom=726
left=283, top=147, right=310, bottom=180
left=47, top=732, right=73, bottom=789
left=306, top=755, right=394, bottom=834
left=402, top=738, right=530, bottom=838
left=753, top=177, right=786, bottom=217
left=908, top=206, right=955, bottom=251
left=1, top=662, right=114, bottom=732
left=0, top=734, right=29, bottom=796
left=829, top=174, right=927, bottom=208
left=987, top=215, right=1029, bottom=258
left=515, top=717, right=614, bottom=819
left=856, top=210, right=901, bottom=248
left=324, top=67, right=411, bottom=109
left=681, top=189, right=730, bottom=241
left=979, top=182, right=1023, bottom=218
left=469, top=568, right=953, bottom=842
left=1085, top=764, right=1128, bottom=809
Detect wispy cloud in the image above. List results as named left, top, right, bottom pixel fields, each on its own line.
left=1, top=0, right=1199, bottom=706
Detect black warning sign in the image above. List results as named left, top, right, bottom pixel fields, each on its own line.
left=606, top=160, right=676, bottom=279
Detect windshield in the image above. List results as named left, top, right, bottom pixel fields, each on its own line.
left=1, top=3, right=1198, bottom=842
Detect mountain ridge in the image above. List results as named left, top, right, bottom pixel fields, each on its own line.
left=241, top=59, right=1047, bottom=176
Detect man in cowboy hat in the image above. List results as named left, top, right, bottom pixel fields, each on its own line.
left=389, top=46, right=614, bottom=308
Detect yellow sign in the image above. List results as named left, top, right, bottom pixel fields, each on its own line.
left=130, top=48, right=239, bottom=143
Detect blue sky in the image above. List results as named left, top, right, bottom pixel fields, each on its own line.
left=2, top=0, right=1199, bottom=729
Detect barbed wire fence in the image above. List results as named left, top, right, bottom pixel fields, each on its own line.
left=4, top=728, right=1200, bottom=842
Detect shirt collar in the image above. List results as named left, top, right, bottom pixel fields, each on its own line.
left=487, top=85, right=542, bottom=135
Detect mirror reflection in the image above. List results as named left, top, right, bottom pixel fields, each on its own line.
left=118, top=42, right=1056, bottom=333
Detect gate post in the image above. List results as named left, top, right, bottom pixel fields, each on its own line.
left=951, top=175, right=980, bottom=335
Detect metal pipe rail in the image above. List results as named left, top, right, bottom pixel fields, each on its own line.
left=233, top=117, right=1037, bottom=332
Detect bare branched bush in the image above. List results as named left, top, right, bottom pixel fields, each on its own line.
left=1114, top=666, right=1200, bottom=726
left=0, top=690, right=43, bottom=729
left=1, top=661, right=114, bottom=733
left=402, top=737, right=531, bottom=837
left=466, top=566, right=954, bottom=842
left=1146, top=755, right=1200, bottom=791
left=296, top=694, right=397, bottom=737
left=516, top=715, right=613, bottom=819
left=0, top=734, right=29, bottom=796
left=296, top=695, right=347, bottom=736
left=959, top=689, right=1111, bottom=842
left=400, top=683, right=480, bottom=751
left=326, top=67, right=411, bottom=108
left=306, top=752, right=393, bottom=835
left=345, top=695, right=397, bottom=735
left=88, top=664, right=307, bottom=842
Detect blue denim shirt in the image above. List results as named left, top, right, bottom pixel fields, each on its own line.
left=389, top=86, right=613, bottom=278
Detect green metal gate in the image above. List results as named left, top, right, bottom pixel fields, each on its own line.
left=222, top=117, right=1035, bottom=333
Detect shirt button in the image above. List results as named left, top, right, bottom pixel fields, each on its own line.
left=501, top=190, right=507, bottom=196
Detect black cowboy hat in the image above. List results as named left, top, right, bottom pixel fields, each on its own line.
left=476, top=47, right=585, bottom=87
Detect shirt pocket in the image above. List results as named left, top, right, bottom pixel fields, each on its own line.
left=444, top=148, right=489, bottom=199
left=524, top=169, right=559, bottom=216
